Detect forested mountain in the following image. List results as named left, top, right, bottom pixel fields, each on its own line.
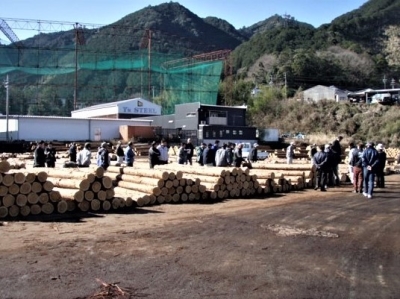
left=1, top=0, right=400, bottom=119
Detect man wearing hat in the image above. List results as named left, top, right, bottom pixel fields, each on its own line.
left=286, top=141, right=295, bottom=164
left=33, top=140, right=46, bottom=167
left=362, top=142, right=379, bottom=199
left=376, top=143, right=387, bottom=188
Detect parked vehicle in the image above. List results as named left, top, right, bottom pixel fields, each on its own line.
left=241, top=142, right=268, bottom=160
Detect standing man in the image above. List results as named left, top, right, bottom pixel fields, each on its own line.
left=376, top=143, right=387, bottom=188
left=44, top=142, right=57, bottom=168
left=98, top=142, right=110, bottom=170
left=33, top=140, right=46, bottom=167
left=347, top=142, right=356, bottom=184
left=312, top=145, right=329, bottom=191
left=308, top=144, right=317, bottom=164
left=186, top=138, right=195, bottom=165
left=210, top=140, right=220, bottom=166
left=125, top=141, right=135, bottom=167
left=115, top=141, right=125, bottom=165
left=234, top=143, right=245, bottom=167
left=203, top=143, right=214, bottom=167
left=177, top=143, right=187, bottom=165
left=248, top=143, right=259, bottom=163
left=362, top=142, right=379, bottom=199
left=157, top=139, right=169, bottom=165
left=331, top=136, right=343, bottom=186
left=215, top=143, right=228, bottom=167
left=149, top=141, right=161, bottom=169
left=351, top=143, right=364, bottom=193
left=69, top=143, right=77, bottom=163
left=196, top=143, right=206, bottom=166
left=77, top=142, right=92, bottom=167
left=286, top=142, right=295, bottom=164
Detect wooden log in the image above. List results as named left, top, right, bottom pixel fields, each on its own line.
left=36, top=171, right=48, bottom=183
left=124, top=197, right=134, bottom=207
left=168, top=172, right=176, bottom=180
left=156, top=195, right=165, bottom=204
left=3, top=194, right=15, bottom=208
left=53, top=188, right=84, bottom=202
left=91, top=181, right=102, bottom=193
left=20, top=205, right=30, bottom=217
left=49, top=190, right=61, bottom=202
left=102, top=176, right=113, bottom=189
left=165, top=180, right=174, bottom=189
left=106, top=189, right=115, bottom=200
left=25, top=173, right=36, bottom=184
left=19, top=182, right=32, bottom=195
left=181, top=193, right=188, bottom=202
left=8, top=184, right=19, bottom=195
left=112, top=198, right=121, bottom=209
left=117, top=181, right=161, bottom=196
left=102, top=200, right=111, bottom=211
left=16, top=194, right=28, bottom=207
left=252, top=164, right=316, bottom=171
left=31, top=182, right=43, bottom=193
left=57, top=200, right=68, bottom=214
left=8, top=205, right=19, bottom=217
left=0, top=160, right=11, bottom=173
left=0, top=173, right=2, bottom=184
left=97, top=190, right=107, bottom=201
left=0, top=206, right=8, bottom=218
left=84, top=191, right=94, bottom=201
left=30, top=204, right=41, bottom=215
left=78, top=200, right=90, bottom=212
left=2, top=174, right=14, bottom=186
left=94, top=167, right=105, bottom=178
left=14, top=172, right=26, bottom=184
left=67, top=200, right=76, bottom=212
left=118, top=167, right=170, bottom=180
left=44, top=169, right=96, bottom=181
left=90, top=199, right=101, bottom=211
left=0, top=185, right=7, bottom=197
left=47, top=178, right=90, bottom=191
left=118, top=174, right=165, bottom=189
left=43, top=181, right=54, bottom=192
left=41, top=202, right=54, bottom=215
left=27, top=193, right=39, bottom=205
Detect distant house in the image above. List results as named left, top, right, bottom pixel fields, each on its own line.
left=303, top=85, right=348, bottom=102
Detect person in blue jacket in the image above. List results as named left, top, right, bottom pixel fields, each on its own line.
left=125, top=141, right=135, bottom=167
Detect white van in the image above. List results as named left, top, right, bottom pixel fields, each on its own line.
left=240, top=142, right=268, bottom=160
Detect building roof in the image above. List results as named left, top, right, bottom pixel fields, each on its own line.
left=175, top=102, right=247, bottom=110
left=71, top=98, right=158, bottom=113
left=0, top=115, right=153, bottom=122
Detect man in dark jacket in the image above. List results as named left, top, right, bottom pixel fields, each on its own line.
left=44, top=142, right=57, bottom=168
left=375, top=143, right=387, bottom=188
left=234, top=143, right=245, bottom=167
left=248, top=143, right=259, bottom=163
left=185, top=138, right=195, bottom=165
left=33, top=140, right=46, bottom=167
left=312, top=145, right=330, bottom=191
left=362, top=142, right=379, bottom=199
left=196, top=143, right=206, bottom=166
left=125, top=141, right=135, bottom=167
left=331, top=136, right=343, bottom=186
left=149, top=141, right=161, bottom=169
left=210, top=140, right=220, bottom=166
left=98, top=142, right=110, bottom=170
left=203, top=143, right=214, bottom=166
left=69, top=143, right=77, bottom=162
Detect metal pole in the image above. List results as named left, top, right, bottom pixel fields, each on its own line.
left=74, top=23, right=78, bottom=110
left=5, top=74, right=9, bottom=141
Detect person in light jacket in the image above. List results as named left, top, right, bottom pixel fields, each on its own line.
left=375, top=143, right=387, bottom=188
left=215, top=144, right=228, bottom=167
left=157, top=139, right=169, bottom=165
left=77, top=143, right=92, bottom=167
left=177, top=143, right=187, bottom=165
left=286, top=142, right=295, bottom=164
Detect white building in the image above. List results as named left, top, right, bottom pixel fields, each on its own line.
left=71, top=98, right=161, bottom=119
left=303, top=85, right=348, bottom=102
left=0, top=115, right=153, bottom=141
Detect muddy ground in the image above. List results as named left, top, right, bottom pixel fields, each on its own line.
left=0, top=175, right=399, bottom=299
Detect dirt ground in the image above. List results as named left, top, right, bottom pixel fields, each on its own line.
left=0, top=175, right=399, bottom=299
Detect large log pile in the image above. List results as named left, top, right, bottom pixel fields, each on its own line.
left=45, top=167, right=123, bottom=212
left=107, top=166, right=209, bottom=206
left=0, top=160, right=63, bottom=218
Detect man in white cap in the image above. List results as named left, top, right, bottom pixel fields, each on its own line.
left=286, top=141, right=295, bottom=164
left=376, top=143, right=386, bottom=188
left=362, top=141, right=379, bottom=198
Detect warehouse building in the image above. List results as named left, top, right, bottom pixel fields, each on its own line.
left=71, top=98, right=161, bottom=119
left=303, top=85, right=348, bottom=102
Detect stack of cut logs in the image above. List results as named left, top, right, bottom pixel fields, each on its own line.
left=250, top=163, right=316, bottom=192
left=107, top=166, right=209, bottom=206
left=152, top=165, right=263, bottom=200
left=45, top=167, right=126, bottom=212
left=0, top=160, right=63, bottom=218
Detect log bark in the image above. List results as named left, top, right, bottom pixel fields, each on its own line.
left=117, top=167, right=170, bottom=180
left=2, top=174, right=14, bottom=186
left=67, top=200, right=76, bottom=212
left=42, top=181, right=54, bottom=192
left=49, top=190, right=61, bottom=202
left=97, top=190, right=107, bottom=201
left=25, top=173, right=36, bottom=184
left=102, top=176, right=113, bottom=189
left=47, top=178, right=90, bottom=191
left=3, top=194, right=15, bottom=208
left=118, top=174, right=165, bottom=189
left=91, top=181, right=102, bottom=193
left=19, top=182, right=32, bottom=195
left=20, top=205, right=30, bottom=217
left=16, top=194, right=28, bottom=207
left=84, top=191, right=94, bottom=201
left=30, top=204, right=41, bottom=215
left=0, top=186, right=8, bottom=197
left=31, top=182, right=43, bottom=193
left=57, top=200, right=68, bottom=214
left=53, top=187, right=84, bottom=202
left=8, top=184, right=20, bottom=195
left=36, top=171, right=48, bottom=183
left=14, top=172, right=26, bottom=184
left=78, top=200, right=90, bottom=212
left=41, top=202, right=54, bottom=215
left=90, top=199, right=101, bottom=211
left=102, top=200, right=111, bottom=211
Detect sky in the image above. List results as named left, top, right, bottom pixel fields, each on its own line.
left=0, top=0, right=368, bottom=42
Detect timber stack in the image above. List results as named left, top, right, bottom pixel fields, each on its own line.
left=153, top=165, right=263, bottom=200
left=107, top=166, right=209, bottom=206
left=45, top=167, right=124, bottom=212
left=0, top=160, right=63, bottom=218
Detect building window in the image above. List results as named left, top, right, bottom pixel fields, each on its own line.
left=209, top=110, right=227, bottom=118
left=219, top=130, right=224, bottom=137
left=239, top=130, right=243, bottom=135
left=226, top=130, right=230, bottom=134
left=212, top=131, right=216, bottom=138
left=205, top=131, right=209, bottom=138
left=233, top=130, right=237, bottom=135
left=186, top=112, right=196, bottom=117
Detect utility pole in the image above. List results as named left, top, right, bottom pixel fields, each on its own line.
left=383, top=75, right=387, bottom=89
left=391, top=78, right=395, bottom=89
left=4, top=75, right=9, bottom=141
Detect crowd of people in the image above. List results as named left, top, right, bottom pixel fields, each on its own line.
left=309, top=136, right=387, bottom=199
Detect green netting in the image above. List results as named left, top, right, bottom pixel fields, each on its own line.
left=0, top=45, right=223, bottom=115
